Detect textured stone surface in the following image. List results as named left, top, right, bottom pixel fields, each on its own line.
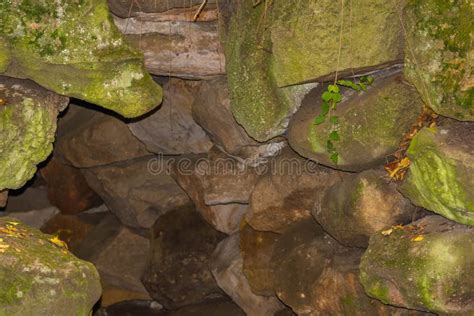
left=0, top=191, right=7, bottom=208
left=211, top=234, right=284, bottom=316
left=40, top=155, right=102, bottom=214
left=128, top=78, right=213, bottom=154
left=108, top=0, right=219, bottom=17
left=360, top=215, right=474, bottom=314
left=400, top=121, right=474, bottom=226
left=0, top=76, right=68, bottom=190
left=313, top=169, right=418, bottom=247
left=288, top=73, right=423, bottom=171
left=83, top=156, right=190, bottom=229
left=56, top=103, right=150, bottom=168
left=143, top=205, right=226, bottom=309
left=0, top=217, right=101, bottom=315
left=404, top=0, right=473, bottom=121
left=0, top=0, right=162, bottom=117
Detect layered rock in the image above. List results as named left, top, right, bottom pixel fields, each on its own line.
left=288, top=73, right=423, bottom=171
left=128, top=78, right=213, bottom=154
left=313, top=169, right=418, bottom=247
left=0, top=217, right=101, bottom=315
left=0, top=0, right=162, bottom=117
left=360, top=215, right=474, bottom=314
left=404, top=0, right=473, bottom=121
left=83, top=156, right=190, bottom=229
left=142, top=205, right=226, bottom=309
left=56, top=103, right=150, bottom=168
left=0, top=76, right=68, bottom=190
left=211, top=234, right=284, bottom=316
left=400, top=121, right=474, bottom=226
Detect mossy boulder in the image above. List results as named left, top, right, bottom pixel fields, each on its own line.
left=360, top=215, right=474, bottom=314
left=288, top=73, right=423, bottom=171
left=270, top=0, right=404, bottom=87
left=0, top=0, right=162, bottom=118
left=399, top=121, right=474, bottom=226
left=313, top=170, right=417, bottom=248
left=0, top=217, right=101, bottom=315
left=0, top=76, right=68, bottom=190
left=404, top=0, right=473, bottom=121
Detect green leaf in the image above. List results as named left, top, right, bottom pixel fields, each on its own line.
left=329, top=130, right=340, bottom=141
left=329, top=116, right=339, bottom=124
left=359, top=82, right=367, bottom=91
left=313, top=114, right=326, bottom=125
left=321, top=102, right=330, bottom=115
left=367, top=76, right=374, bottom=85
left=333, top=93, right=342, bottom=103
left=330, top=152, right=339, bottom=164
left=337, top=79, right=360, bottom=91
left=322, top=91, right=333, bottom=102
left=327, top=139, right=335, bottom=152
left=328, top=84, right=339, bottom=93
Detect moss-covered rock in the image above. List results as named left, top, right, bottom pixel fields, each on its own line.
left=360, top=215, right=474, bottom=314
left=0, top=217, right=101, bottom=315
left=313, top=170, right=417, bottom=248
left=0, top=0, right=162, bottom=118
left=288, top=73, right=423, bottom=171
left=271, top=0, right=404, bottom=87
left=0, top=76, right=68, bottom=190
left=404, top=0, right=473, bottom=121
left=400, top=121, right=474, bottom=226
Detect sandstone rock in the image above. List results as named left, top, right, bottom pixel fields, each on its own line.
left=288, top=73, right=423, bottom=171
left=240, top=224, right=279, bottom=297
left=114, top=14, right=225, bottom=79
left=0, top=217, right=101, bottom=315
left=1, top=0, right=162, bottom=117
left=360, top=215, right=474, bottom=314
left=313, top=169, right=418, bottom=247
left=0, top=76, right=68, bottom=190
left=211, top=234, right=284, bottom=316
left=142, top=205, right=226, bottom=309
left=100, top=285, right=152, bottom=307
left=3, top=207, right=59, bottom=229
left=400, top=121, right=474, bottom=226
left=0, top=191, right=7, bottom=208
left=247, top=148, right=337, bottom=233
left=404, top=0, right=473, bottom=121
left=76, top=214, right=149, bottom=294
left=192, top=77, right=286, bottom=166
left=56, top=104, right=150, bottom=168
left=83, top=156, right=190, bottom=229
left=40, top=155, right=102, bottom=214
left=129, top=79, right=213, bottom=154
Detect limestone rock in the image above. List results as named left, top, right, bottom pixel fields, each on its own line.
left=247, top=148, right=337, bottom=233
left=192, top=77, right=286, bottom=166
left=40, top=155, right=102, bottom=214
left=56, top=104, right=150, bottom=168
left=400, top=121, right=474, bottom=226
left=240, top=225, right=279, bottom=297
left=360, top=215, right=474, bottom=314
left=288, top=73, right=423, bottom=171
left=75, top=214, right=149, bottom=294
left=128, top=79, right=213, bottom=154
left=142, top=205, right=226, bottom=309
left=0, top=0, right=162, bottom=117
left=404, top=0, right=473, bottom=121
left=211, top=234, right=284, bottom=316
left=313, top=169, right=418, bottom=247
left=0, top=76, right=68, bottom=190
left=0, top=217, right=101, bottom=315
left=83, top=156, right=190, bottom=229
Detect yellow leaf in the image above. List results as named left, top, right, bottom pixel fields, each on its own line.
left=49, top=236, right=68, bottom=250
left=6, top=221, right=19, bottom=226
left=412, top=235, right=424, bottom=242
left=381, top=228, right=393, bottom=236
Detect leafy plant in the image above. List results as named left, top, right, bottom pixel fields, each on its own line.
left=312, top=76, right=374, bottom=164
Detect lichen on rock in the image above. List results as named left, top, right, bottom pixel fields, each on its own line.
left=0, top=0, right=162, bottom=118
left=0, top=217, right=101, bottom=315
left=0, top=76, right=68, bottom=190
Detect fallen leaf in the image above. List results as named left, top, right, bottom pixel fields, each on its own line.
left=49, top=235, right=68, bottom=250
left=381, top=228, right=393, bottom=236
left=412, top=235, right=424, bottom=242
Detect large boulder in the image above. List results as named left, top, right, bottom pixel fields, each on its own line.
left=0, top=217, right=101, bottom=315
left=83, top=156, right=190, bottom=229
left=399, top=121, right=474, bottom=226
left=288, top=73, right=423, bottom=171
left=142, top=205, right=226, bottom=309
left=56, top=103, right=150, bottom=168
left=313, top=169, right=418, bottom=247
left=360, top=215, right=474, bottom=314
left=0, top=76, right=68, bottom=190
left=0, top=0, right=162, bottom=117
left=404, top=0, right=473, bottom=121
left=128, top=78, right=213, bottom=155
